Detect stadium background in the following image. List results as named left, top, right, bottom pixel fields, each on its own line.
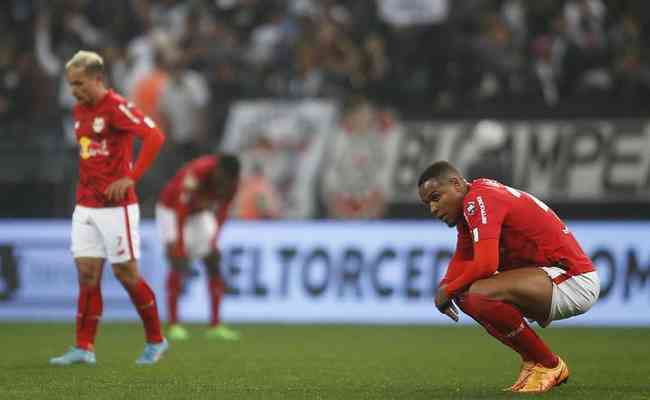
left=0, top=1, right=649, bottom=398
left=0, top=0, right=650, bottom=400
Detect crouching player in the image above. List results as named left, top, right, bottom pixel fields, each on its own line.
left=417, top=161, right=600, bottom=393
left=156, top=153, right=240, bottom=341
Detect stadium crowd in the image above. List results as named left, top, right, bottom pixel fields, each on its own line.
left=1, top=0, right=649, bottom=216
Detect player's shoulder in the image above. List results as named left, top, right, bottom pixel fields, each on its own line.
left=462, top=178, right=512, bottom=214
left=72, top=103, right=83, bottom=117
left=464, top=179, right=503, bottom=201
left=101, top=90, right=134, bottom=112
left=105, top=89, right=128, bottom=105
left=192, top=155, right=218, bottom=169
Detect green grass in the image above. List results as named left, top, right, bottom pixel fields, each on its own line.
left=0, top=323, right=648, bottom=400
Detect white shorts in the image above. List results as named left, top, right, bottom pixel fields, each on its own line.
left=540, top=266, right=600, bottom=326
left=71, top=204, right=141, bottom=264
left=155, top=204, right=218, bottom=259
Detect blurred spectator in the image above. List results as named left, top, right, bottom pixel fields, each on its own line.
left=234, top=139, right=283, bottom=219
left=158, top=49, right=211, bottom=163
left=3, top=0, right=650, bottom=218
left=321, top=96, right=397, bottom=219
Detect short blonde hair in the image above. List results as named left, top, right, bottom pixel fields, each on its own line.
left=65, top=50, right=105, bottom=76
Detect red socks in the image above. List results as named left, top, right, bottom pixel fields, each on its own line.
left=166, top=269, right=183, bottom=325
left=208, top=277, right=224, bottom=326
left=126, top=278, right=164, bottom=343
left=166, top=271, right=224, bottom=327
left=456, top=293, right=558, bottom=368
left=76, top=284, right=103, bottom=351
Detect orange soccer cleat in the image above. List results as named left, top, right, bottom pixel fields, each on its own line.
left=503, top=360, right=535, bottom=391
left=513, top=356, right=570, bottom=393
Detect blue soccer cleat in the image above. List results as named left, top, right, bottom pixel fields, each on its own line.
left=135, top=338, right=169, bottom=365
left=49, top=347, right=97, bottom=366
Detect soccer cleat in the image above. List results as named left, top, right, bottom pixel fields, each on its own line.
left=205, top=325, right=240, bottom=341
left=513, top=356, right=569, bottom=393
left=503, top=361, right=535, bottom=391
left=135, top=338, right=169, bottom=365
left=168, top=324, right=190, bottom=341
left=49, top=347, right=96, bottom=366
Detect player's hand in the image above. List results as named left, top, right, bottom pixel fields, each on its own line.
left=435, top=285, right=459, bottom=322
left=104, top=177, right=135, bottom=202
left=171, top=241, right=188, bottom=260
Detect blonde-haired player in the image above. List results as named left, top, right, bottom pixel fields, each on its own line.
left=50, top=50, right=168, bottom=365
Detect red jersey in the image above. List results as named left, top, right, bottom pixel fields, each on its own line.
left=74, top=90, right=163, bottom=207
left=159, top=155, right=238, bottom=256
left=456, top=179, right=594, bottom=275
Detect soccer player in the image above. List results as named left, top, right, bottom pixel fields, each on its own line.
left=156, top=153, right=241, bottom=341
left=418, top=161, right=600, bottom=393
left=50, top=51, right=168, bottom=366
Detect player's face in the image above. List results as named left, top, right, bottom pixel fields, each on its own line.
left=419, top=177, right=464, bottom=227
left=66, top=67, right=100, bottom=106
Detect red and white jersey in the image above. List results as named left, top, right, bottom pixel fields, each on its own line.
left=456, top=179, right=594, bottom=276
left=73, top=89, right=161, bottom=207
left=159, top=155, right=235, bottom=213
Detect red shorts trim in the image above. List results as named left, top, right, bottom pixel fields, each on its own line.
left=123, top=206, right=135, bottom=260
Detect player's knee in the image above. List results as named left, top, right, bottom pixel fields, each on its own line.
left=112, top=262, right=140, bottom=286
left=456, top=292, right=485, bottom=318
left=78, top=271, right=99, bottom=286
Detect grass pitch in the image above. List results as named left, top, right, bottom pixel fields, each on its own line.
left=0, top=323, right=648, bottom=400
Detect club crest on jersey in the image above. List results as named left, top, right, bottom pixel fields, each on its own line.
left=466, top=201, right=476, bottom=216
left=92, top=117, right=105, bottom=134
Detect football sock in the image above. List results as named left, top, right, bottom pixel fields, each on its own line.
left=126, top=278, right=164, bottom=343
left=166, top=269, right=183, bottom=325
left=208, top=277, right=224, bottom=326
left=76, top=284, right=102, bottom=351
left=457, top=293, right=558, bottom=368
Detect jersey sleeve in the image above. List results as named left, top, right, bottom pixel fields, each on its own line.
left=456, top=222, right=474, bottom=259
left=109, top=100, right=165, bottom=181
left=462, top=190, right=508, bottom=243
left=110, top=100, right=159, bottom=138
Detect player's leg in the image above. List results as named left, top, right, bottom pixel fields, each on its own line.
left=112, top=258, right=168, bottom=364
left=165, top=243, right=190, bottom=340
left=74, top=258, right=104, bottom=352
left=51, top=206, right=105, bottom=365
left=103, top=204, right=167, bottom=363
left=456, top=267, right=566, bottom=392
left=157, top=203, right=191, bottom=340
left=202, top=250, right=239, bottom=340
left=188, top=211, right=239, bottom=340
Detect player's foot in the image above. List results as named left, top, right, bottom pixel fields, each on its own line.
left=135, top=338, right=169, bottom=365
left=168, top=324, right=189, bottom=341
left=49, top=347, right=96, bottom=366
left=503, top=360, right=535, bottom=391
left=513, top=356, right=569, bottom=393
left=205, top=325, right=240, bottom=341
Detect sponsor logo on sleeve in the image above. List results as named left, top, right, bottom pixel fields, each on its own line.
left=477, top=196, right=487, bottom=224
left=466, top=201, right=476, bottom=216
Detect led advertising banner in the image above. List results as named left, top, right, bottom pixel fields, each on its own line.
left=0, top=221, right=647, bottom=325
